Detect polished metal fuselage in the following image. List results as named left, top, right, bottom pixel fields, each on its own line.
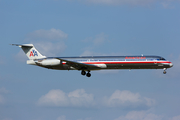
left=32, top=55, right=173, bottom=71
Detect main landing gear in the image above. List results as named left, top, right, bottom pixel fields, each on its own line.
left=81, top=70, right=91, bottom=77
left=163, top=68, right=167, bottom=74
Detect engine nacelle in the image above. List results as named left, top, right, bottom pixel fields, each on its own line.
left=38, top=59, right=61, bottom=66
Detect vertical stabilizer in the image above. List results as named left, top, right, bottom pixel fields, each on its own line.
left=11, top=44, right=46, bottom=60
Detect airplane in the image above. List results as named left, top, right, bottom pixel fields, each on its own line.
left=11, top=44, right=173, bottom=77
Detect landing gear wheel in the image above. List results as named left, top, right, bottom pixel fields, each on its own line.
left=163, top=68, right=167, bottom=74
left=81, top=70, right=86, bottom=76
left=86, top=72, right=91, bottom=77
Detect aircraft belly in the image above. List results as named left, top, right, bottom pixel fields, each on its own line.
left=106, top=63, right=165, bottom=69
left=41, top=62, right=171, bottom=70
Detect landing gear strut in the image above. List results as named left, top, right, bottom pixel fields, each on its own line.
left=163, top=68, right=167, bottom=74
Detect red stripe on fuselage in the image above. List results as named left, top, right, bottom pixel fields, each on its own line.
left=83, top=61, right=171, bottom=64
left=62, top=61, right=171, bottom=65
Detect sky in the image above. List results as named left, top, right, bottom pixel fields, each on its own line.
left=0, top=0, right=180, bottom=120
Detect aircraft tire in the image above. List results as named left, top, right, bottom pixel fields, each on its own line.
left=81, top=70, right=86, bottom=75
left=86, top=72, right=91, bottom=77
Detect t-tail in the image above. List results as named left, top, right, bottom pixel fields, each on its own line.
left=11, top=44, right=46, bottom=60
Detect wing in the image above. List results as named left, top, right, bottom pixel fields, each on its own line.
left=56, top=58, right=100, bottom=71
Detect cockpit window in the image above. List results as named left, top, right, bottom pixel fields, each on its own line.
left=160, top=57, right=165, bottom=60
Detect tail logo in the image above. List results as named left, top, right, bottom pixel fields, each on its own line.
left=29, top=50, right=38, bottom=57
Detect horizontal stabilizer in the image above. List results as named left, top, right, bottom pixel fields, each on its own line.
left=11, top=44, right=34, bottom=47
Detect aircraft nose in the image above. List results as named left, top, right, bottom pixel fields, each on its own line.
left=169, top=62, right=173, bottom=67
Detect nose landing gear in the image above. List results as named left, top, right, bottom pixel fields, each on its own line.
left=163, top=68, right=167, bottom=74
